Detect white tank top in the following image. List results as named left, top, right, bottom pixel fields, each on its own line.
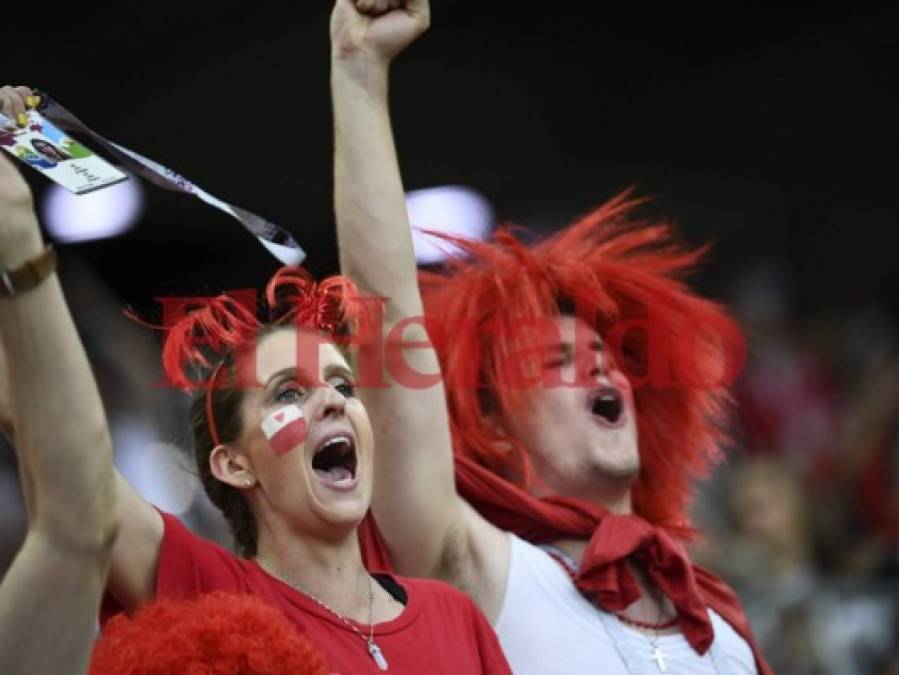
left=494, top=534, right=758, bottom=675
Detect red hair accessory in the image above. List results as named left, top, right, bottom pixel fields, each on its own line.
left=265, top=266, right=360, bottom=339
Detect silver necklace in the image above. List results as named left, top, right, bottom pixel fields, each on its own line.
left=542, top=544, right=672, bottom=672
left=646, top=632, right=669, bottom=673
left=255, top=554, right=388, bottom=671
left=625, top=589, right=670, bottom=673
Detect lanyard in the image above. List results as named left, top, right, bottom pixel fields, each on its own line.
left=34, top=91, right=305, bottom=267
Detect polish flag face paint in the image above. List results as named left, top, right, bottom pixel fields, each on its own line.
left=261, top=405, right=308, bottom=457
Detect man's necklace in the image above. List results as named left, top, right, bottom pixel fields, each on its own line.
left=541, top=543, right=672, bottom=672
left=255, top=554, right=389, bottom=671
left=617, top=606, right=672, bottom=672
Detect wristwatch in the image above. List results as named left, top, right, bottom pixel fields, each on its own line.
left=0, top=246, right=58, bottom=298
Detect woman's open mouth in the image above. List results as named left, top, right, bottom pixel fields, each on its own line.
left=589, top=386, right=626, bottom=429
left=311, top=434, right=359, bottom=490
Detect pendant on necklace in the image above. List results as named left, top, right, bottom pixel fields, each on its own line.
left=651, top=645, right=668, bottom=672
left=368, top=640, right=389, bottom=671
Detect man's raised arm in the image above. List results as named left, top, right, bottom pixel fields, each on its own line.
left=331, top=0, right=477, bottom=578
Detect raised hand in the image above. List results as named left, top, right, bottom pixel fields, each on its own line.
left=0, top=97, right=42, bottom=465
left=0, top=85, right=38, bottom=129
left=330, top=0, right=471, bottom=589
left=331, top=0, right=430, bottom=67
left=0, top=85, right=119, bottom=675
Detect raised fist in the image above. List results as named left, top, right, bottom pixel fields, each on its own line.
left=331, top=0, right=430, bottom=66
left=0, top=84, right=38, bottom=129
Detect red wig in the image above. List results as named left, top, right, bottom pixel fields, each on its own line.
left=89, top=592, right=329, bottom=675
left=420, top=190, right=746, bottom=537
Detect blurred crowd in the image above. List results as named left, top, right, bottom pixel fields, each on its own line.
left=691, top=258, right=899, bottom=674
left=0, top=250, right=896, bottom=673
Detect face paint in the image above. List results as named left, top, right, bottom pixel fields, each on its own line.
left=261, top=404, right=308, bottom=457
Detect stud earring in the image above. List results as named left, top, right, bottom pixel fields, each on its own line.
left=244, top=478, right=254, bottom=487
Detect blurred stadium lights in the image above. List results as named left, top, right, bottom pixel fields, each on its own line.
left=115, top=419, right=197, bottom=516
left=41, top=176, right=144, bottom=243
left=406, top=185, right=493, bottom=265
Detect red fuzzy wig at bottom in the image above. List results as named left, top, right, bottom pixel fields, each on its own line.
left=89, top=592, right=329, bottom=675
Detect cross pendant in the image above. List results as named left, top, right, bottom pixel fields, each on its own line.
left=650, top=645, right=668, bottom=672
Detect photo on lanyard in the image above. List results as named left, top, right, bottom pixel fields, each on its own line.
left=0, top=108, right=128, bottom=194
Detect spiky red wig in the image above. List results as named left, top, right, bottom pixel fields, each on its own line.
left=420, top=191, right=745, bottom=537
left=89, top=592, right=329, bottom=675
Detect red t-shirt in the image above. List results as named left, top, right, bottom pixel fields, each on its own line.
left=104, top=512, right=510, bottom=675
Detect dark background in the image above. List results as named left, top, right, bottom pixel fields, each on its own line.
left=9, top=0, right=898, bottom=312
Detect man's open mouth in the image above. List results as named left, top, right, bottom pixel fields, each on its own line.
left=589, top=386, right=625, bottom=428
left=311, top=434, right=358, bottom=489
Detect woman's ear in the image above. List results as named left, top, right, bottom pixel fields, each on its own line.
left=210, top=445, right=257, bottom=489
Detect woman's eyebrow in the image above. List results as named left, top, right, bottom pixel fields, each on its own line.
left=262, top=367, right=316, bottom=391
left=323, top=363, right=356, bottom=380
left=263, top=364, right=354, bottom=392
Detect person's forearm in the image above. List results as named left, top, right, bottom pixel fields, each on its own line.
left=0, top=230, right=117, bottom=552
left=332, top=59, right=423, bottom=319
